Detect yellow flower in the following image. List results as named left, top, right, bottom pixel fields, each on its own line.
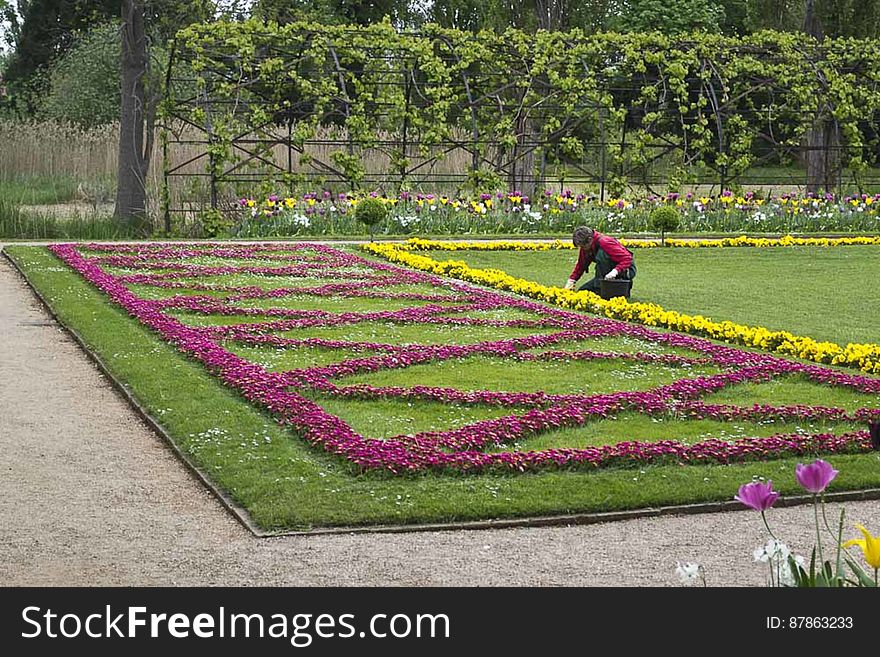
left=362, top=239, right=880, bottom=372
left=844, top=524, right=880, bottom=569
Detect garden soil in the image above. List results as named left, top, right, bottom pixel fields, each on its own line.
left=2, top=254, right=879, bottom=587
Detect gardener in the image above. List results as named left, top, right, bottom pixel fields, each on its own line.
left=564, top=226, right=636, bottom=293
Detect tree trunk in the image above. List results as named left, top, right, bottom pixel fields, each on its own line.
left=802, top=0, right=837, bottom=194
left=803, top=0, right=822, bottom=39
left=806, top=117, right=840, bottom=193
left=114, top=0, right=150, bottom=234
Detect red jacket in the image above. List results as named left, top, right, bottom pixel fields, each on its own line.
left=570, top=231, right=633, bottom=280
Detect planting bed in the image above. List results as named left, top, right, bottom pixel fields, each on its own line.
left=7, top=242, right=880, bottom=530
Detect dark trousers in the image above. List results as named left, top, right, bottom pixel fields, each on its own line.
left=578, top=248, right=636, bottom=293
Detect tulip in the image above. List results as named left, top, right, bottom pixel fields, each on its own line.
left=795, top=459, right=839, bottom=494
left=843, top=524, right=880, bottom=580
left=843, top=524, right=880, bottom=568
left=735, top=481, right=779, bottom=511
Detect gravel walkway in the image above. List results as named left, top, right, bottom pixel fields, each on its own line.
left=1, top=252, right=878, bottom=587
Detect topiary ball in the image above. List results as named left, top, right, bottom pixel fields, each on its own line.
left=649, top=205, right=680, bottom=233
left=354, top=197, right=388, bottom=227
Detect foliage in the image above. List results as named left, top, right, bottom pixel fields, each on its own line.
left=166, top=21, right=880, bottom=210
left=354, top=196, right=387, bottom=240
left=197, top=207, right=232, bottom=237
left=1, top=0, right=117, bottom=110
left=649, top=204, right=680, bottom=245
left=354, top=197, right=387, bottom=226
left=39, top=23, right=120, bottom=127
left=610, top=0, right=724, bottom=34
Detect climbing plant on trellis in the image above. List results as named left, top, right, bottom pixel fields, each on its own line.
left=161, top=21, right=880, bottom=228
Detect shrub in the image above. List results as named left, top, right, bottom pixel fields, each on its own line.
left=354, top=197, right=387, bottom=241
left=199, top=208, right=232, bottom=238
left=650, top=205, right=680, bottom=246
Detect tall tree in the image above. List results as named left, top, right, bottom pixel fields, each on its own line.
left=611, top=0, right=724, bottom=34
left=719, top=0, right=750, bottom=34
left=814, top=0, right=880, bottom=38
left=116, top=0, right=149, bottom=231
left=425, top=0, right=618, bottom=33
left=251, top=0, right=340, bottom=23
left=802, top=0, right=834, bottom=192
left=114, top=0, right=214, bottom=230
left=0, top=0, right=22, bottom=50
left=2, top=0, right=116, bottom=109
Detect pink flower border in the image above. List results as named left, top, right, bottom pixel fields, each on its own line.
left=49, top=242, right=877, bottom=474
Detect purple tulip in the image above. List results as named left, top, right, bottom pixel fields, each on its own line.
left=795, top=459, right=839, bottom=494
left=735, top=481, right=779, bottom=511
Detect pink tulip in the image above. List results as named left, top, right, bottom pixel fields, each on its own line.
left=735, top=481, right=779, bottom=511
left=795, top=459, right=839, bottom=494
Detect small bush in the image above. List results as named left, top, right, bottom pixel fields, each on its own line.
left=199, top=209, right=233, bottom=238
left=650, top=205, right=680, bottom=246
left=354, top=197, right=387, bottom=240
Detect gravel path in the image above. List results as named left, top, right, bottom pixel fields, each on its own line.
left=2, top=252, right=878, bottom=587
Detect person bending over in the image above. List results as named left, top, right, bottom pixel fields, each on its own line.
left=564, top=226, right=636, bottom=292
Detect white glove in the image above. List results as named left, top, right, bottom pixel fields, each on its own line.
left=564, top=279, right=576, bottom=290
left=605, top=268, right=619, bottom=280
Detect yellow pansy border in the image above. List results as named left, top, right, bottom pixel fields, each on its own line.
left=362, top=242, right=880, bottom=374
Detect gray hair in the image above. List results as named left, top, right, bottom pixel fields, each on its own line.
left=572, top=226, right=594, bottom=247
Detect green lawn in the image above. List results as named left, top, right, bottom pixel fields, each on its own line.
left=6, top=244, right=880, bottom=532
left=443, top=246, right=880, bottom=345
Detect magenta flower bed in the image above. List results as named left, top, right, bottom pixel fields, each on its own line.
left=50, top=242, right=879, bottom=474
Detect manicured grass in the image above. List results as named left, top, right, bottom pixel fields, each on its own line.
left=490, top=413, right=860, bottom=452
left=226, top=344, right=362, bottom=371
left=7, top=244, right=880, bottom=531
left=339, top=354, right=719, bottom=396
left=310, top=396, right=515, bottom=439
left=707, top=377, right=880, bottom=412
left=445, top=246, right=880, bottom=344
left=239, top=296, right=470, bottom=313
left=276, top=323, right=547, bottom=345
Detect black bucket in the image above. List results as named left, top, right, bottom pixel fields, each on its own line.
left=599, top=278, right=632, bottom=300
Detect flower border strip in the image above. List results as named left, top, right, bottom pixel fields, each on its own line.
left=402, top=236, right=880, bottom=252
